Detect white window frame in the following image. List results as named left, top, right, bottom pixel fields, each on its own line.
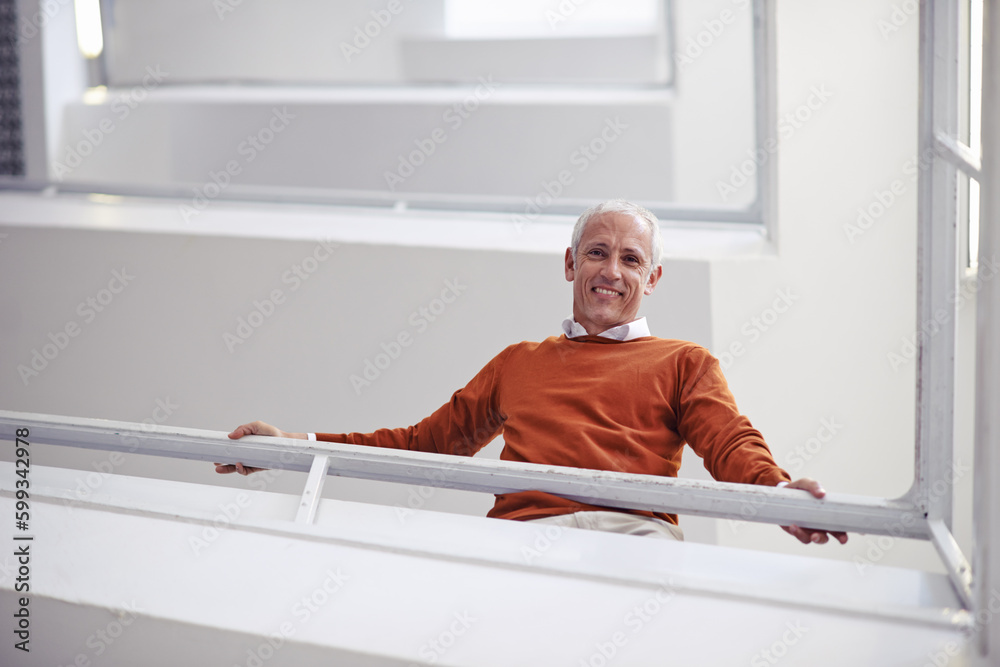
left=0, top=0, right=770, bottom=230
left=971, top=0, right=999, bottom=661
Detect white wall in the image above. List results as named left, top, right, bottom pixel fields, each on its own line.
left=706, top=0, right=952, bottom=572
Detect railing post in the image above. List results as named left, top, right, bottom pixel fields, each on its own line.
left=973, top=1, right=1000, bottom=662
left=913, top=0, right=959, bottom=531
left=295, top=454, right=331, bottom=524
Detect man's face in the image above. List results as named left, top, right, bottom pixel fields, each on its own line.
left=564, top=212, right=662, bottom=336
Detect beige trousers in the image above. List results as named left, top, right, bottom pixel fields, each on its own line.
left=526, top=511, right=684, bottom=541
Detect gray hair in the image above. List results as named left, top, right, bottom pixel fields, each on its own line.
left=570, top=199, right=663, bottom=275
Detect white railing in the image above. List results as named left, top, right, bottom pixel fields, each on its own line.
left=0, top=406, right=979, bottom=631
left=0, top=405, right=975, bottom=624
left=0, top=408, right=978, bottom=634
left=0, top=409, right=924, bottom=538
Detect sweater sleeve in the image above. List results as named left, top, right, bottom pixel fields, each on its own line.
left=675, top=348, right=791, bottom=487
left=315, top=347, right=510, bottom=457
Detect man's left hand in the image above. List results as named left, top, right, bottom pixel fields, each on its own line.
left=781, top=478, right=849, bottom=545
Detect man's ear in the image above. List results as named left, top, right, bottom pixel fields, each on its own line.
left=644, top=264, right=662, bottom=295
left=564, top=248, right=575, bottom=282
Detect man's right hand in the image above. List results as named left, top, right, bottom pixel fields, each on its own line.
left=214, top=420, right=306, bottom=475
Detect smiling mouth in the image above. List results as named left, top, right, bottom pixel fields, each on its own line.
left=593, top=287, right=621, bottom=297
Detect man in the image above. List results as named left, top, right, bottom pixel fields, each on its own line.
left=220, top=200, right=847, bottom=546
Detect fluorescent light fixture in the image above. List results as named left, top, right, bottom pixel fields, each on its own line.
left=75, top=0, right=104, bottom=59
left=82, top=86, right=108, bottom=104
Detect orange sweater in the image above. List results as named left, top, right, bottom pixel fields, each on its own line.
left=317, top=335, right=790, bottom=525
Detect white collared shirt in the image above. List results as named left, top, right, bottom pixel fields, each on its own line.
left=561, top=316, right=651, bottom=341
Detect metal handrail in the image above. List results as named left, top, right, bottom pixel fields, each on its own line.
left=0, top=409, right=926, bottom=539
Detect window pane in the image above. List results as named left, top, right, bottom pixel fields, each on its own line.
left=969, top=0, right=983, bottom=159
left=102, top=0, right=667, bottom=86
left=959, top=0, right=983, bottom=269
left=49, top=0, right=759, bottom=217
left=970, top=178, right=980, bottom=270
left=969, top=0, right=982, bottom=269
left=445, top=0, right=661, bottom=38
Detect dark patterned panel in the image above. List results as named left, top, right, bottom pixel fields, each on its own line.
left=0, top=0, right=24, bottom=177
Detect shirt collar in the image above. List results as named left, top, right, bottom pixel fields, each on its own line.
left=561, top=316, right=650, bottom=341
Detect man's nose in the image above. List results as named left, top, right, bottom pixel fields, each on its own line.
left=601, top=258, right=622, bottom=280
